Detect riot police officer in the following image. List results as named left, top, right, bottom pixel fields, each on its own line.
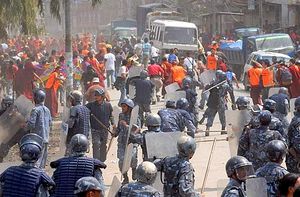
left=117, top=161, right=161, bottom=196
left=269, top=87, right=290, bottom=129
left=263, top=99, right=286, bottom=139
left=51, top=134, right=106, bottom=197
left=286, top=96, right=300, bottom=173
left=0, top=134, right=55, bottom=196
left=158, top=100, right=185, bottom=133
left=25, top=89, right=52, bottom=168
left=176, top=98, right=196, bottom=137
left=66, top=90, right=90, bottom=155
left=205, top=70, right=235, bottom=136
left=114, top=98, right=140, bottom=184
left=181, top=77, right=198, bottom=126
left=256, top=140, right=289, bottom=196
left=155, top=135, right=199, bottom=196
left=221, top=156, right=254, bottom=197
left=74, top=176, right=106, bottom=197
left=0, top=96, right=13, bottom=116
left=238, top=110, right=285, bottom=170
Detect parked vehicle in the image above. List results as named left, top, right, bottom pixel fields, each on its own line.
left=242, top=51, right=291, bottom=90
left=220, top=33, right=295, bottom=79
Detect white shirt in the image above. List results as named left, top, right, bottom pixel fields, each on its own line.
left=184, top=57, right=196, bottom=71
left=134, top=43, right=143, bottom=55
left=104, top=53, right=116, bottom=70
left=117, top=66, right=127, bottom=77
left=151, top=46, right=159, bottom=57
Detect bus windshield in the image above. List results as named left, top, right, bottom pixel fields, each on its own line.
left=255, top=35, right=294, bottom=51
left=164, top=27, right=197, bottom=45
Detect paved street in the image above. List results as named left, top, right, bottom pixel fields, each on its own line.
left=0, top=84, right=293, bottom=196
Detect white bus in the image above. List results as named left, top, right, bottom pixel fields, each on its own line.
left=150, top=20, right=199, bottom=52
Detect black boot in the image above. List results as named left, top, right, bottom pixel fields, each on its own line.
left=132, top=168, right=137, bottom=180
left=122, top=173, right=129, bottom=185
left=221, top=126, right=226, bottom=135
left=205, top=126, right=210, bottom=136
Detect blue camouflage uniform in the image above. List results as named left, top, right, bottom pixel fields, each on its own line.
left=237, top=126, right=285, bottom=170
left=50, top=156, right=106, bottom=197
left=269, top=115, right=287, bottom=140
left=117, top=182, right=161, bottom=197
left=158, top=108, right=185, bottom=132
left=26, top=104, right=52, bottom=168
left=155, top=156, right=199, bottom=197
left=221, top=179, right=246, bottom=197
left=270, top=93, right=290, bottom=130
left=176, top=109, right=196, bottom=137
left=206, top=80, right=233, bottom=129
left=0, top=163, right=55, bottom=197
left=115, top=112, right=140, bottom=177
left=286, top=111, right=300, bottom=173
left=66, top=104, right=90, bottom=151
left=86, top=100, right=114, bottom=162
left=256, top=162, right=289, bottom=196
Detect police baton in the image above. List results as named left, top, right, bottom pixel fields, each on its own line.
left=90, top=113, right=114, bottom=135
left=202, top=80, right=227, bottom=94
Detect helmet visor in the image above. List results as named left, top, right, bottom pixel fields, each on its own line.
left=235, top=165, right=255, bottom=181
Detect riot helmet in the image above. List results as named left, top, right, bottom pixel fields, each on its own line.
left=19, top=134, right=43, bottom=163
left=258, top=110, right=272, bottom=126
left=33, top=89, right=46, bottom=104
left=176, top=98, right=189, bottom=110
left=177, top=135, right=196, bottom=159
left=94, top=88, right=105, bottom=96
left=166, top=100, right=176, bottom=108
left=69, top=90, right=83, bottom=105
left=236, top=96, right=250, bottom=110
left=216, top=70, right=226, bottom=82
left=263, top=99, right=277, bottom=113
left=70, top=134, right=89, bottom=155
left=278, top=87, right=289, bottom=96
left=182, top=77, right=192, bottom=89
left=295, top=97, right=300, bottom=112
left=140, top=70, right=148, bottom=79
left=225, top=156, right=254, bottom=181
left=136, top=161, right=157, bottom=185
left=1, top=95, right=13, bottom=110
left=145, top=114, right=161, bottom=132
left=120, top=98, right=134, bottom=108
left=74, top=176, right=105, bottom=196
left=266, top=140, right=287, bottom=162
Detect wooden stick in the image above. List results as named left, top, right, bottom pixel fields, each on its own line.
left=201, top=138, right=217, bottom=194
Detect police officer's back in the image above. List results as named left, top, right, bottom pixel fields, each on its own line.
left=158, top=100, right=184, bottom=133
left=286, top=96, right=300, bottom=173
left=256, top=140, right=289, bottom=196
left=51, top=134, right=106, bottom=197
left=176, top=98, right=196, bottom=137
left=0, top=134, right=55, bottom=197
left=238, top=110, right=285, bottom=170
left=155, top=135, right=199, bottom=197
left=117, top=161, right=161, bottom=197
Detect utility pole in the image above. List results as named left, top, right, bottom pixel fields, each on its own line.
left=259, top=0, right=264, bottom=29
left=65, top=0, right=73, bottom=96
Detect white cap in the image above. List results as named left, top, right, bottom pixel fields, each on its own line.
left=92, top=77, right=100, bottom=83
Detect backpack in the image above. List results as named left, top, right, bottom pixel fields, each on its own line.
left=280, top=68, right=292, bottom=86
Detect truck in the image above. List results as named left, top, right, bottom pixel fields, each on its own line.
left=220, top=33, right=295, bottom=79
left=110, top=19, right=137, bottom=41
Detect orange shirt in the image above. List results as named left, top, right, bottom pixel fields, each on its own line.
left=248, top=67, right=262, bottom=87
left=206, top=54, right=217, bottom=70
left=45, top=71, right=60, bottom=93
left=171, top=65, right=186, bottom=85
left=261, top=68, right=274, bottom=87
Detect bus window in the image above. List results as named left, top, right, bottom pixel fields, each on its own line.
left=164, top=27, right=197, bottom=45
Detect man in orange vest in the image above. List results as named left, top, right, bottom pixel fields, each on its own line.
left=170, top=58, right=187, bottom=87
left=261, top=59, right=274, bottom=100
left=247, top=60, right=263, bottom=105
left=206, top=48, right=218, bottom=71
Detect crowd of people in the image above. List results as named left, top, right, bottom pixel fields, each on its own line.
left=0, top=32, right=300, bottom=197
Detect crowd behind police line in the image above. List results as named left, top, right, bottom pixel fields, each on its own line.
left=0, top=34, right=300, bottom=196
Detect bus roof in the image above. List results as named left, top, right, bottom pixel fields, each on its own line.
left=152, top=20, right=197, bottom=29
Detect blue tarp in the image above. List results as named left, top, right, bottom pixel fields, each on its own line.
left=220, top=40, right=243, bottom=51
